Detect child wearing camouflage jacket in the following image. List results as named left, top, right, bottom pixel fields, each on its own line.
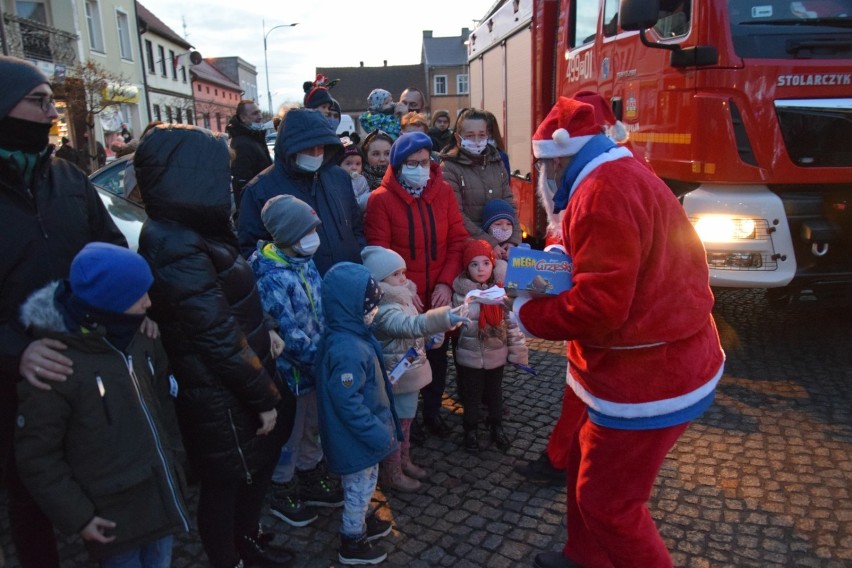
left=249, top=195, right=343, bottom=530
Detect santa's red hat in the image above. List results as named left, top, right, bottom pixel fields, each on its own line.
left=573, top=91, right=628, bottom=144
left=532, top=97, right=602, bottom=158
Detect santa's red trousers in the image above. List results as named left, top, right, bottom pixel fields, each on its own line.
left=555, top=388, right=688, bottom=568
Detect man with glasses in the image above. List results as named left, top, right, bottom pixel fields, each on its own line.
left=0, top=55, right=127, bottom=568
left=227, top=99, right=272, bottom=216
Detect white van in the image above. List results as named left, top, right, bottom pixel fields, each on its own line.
left=337, top=114, right=356, bottom=136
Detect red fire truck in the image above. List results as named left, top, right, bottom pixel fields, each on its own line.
left=468, top=0, right=852, bottom=301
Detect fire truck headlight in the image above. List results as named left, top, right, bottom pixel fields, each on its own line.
left=692, top=216, right=757, bottom=242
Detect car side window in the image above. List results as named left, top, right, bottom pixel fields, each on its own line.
left=655, top=0, right=692, bottom=38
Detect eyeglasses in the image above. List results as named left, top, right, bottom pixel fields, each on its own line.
left=403, top=159, right=430, bottom=168
left=23, top=94, right=56, bottom=113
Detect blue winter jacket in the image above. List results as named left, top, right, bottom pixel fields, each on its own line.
left=315, top=263, right=402, bottom=476
left=249, top=243, right=323, bottom=396
left=238, top=108, right=366, bottom=275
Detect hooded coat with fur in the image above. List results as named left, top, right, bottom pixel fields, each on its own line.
left=14, top=282, right=189, bottom=560
left=372, top=279, right=452, bottom=394
left=136, top=125, right=293, bottom=481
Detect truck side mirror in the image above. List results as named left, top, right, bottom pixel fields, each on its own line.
left=619, top=0, right=661, bottom=31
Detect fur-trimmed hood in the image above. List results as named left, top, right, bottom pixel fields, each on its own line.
left=378, top=279, right=418, bottom=308
left=19, top=281, right=70, bottom=333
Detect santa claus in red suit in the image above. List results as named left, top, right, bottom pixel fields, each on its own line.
left=516, top=97, right=725, bottom=568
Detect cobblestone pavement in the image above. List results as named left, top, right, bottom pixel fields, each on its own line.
left=2, top=289, right=850, bottom=567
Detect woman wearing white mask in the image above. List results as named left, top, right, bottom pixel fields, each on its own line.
left=364, top=132, right=469, bottom=442
left=440, top=109, right=522, bottom=261
left=238, top=107, right=365, bottom=275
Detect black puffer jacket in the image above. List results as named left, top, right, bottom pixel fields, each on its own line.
left=0, top=151, right=126, bottom=466
left=136, top=125, right=294, bottom=481
left=226, top=116, right=272, bottom=201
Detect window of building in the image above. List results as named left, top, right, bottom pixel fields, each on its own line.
left=180, top=66, right=187, bottom=83
left=116, top=10, right=132, bottom=60
left=214, top=88, right=218, bottom=97
left=457, top=74, right=469, bottom=95
left=166, top=106, right=173, bottom=123
left=145, top=40, right=155, bottom=73
left=16, top=2, right=48, bottom=23
left=433, top=75, right=447, bottom=96
left=169, top=49, right=177, bottom=79
left=203, top=113, right=210, bottom=129
left=186, top=109, right=194, bottom=125
left=206, top=86, right=210, bottom=94
left=153, top=104, right=161, bottom=122
left=158, top=45, right=166, bottom=76
left=176, top=108, right=183, bottom=124
left=85, top=0, right=104, bottom=52
left=215, top=113, right=222, bottom=131
left=197, top=84, right=201, bottom=92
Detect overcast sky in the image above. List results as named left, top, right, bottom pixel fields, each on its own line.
left=138, top=0, right=497, bottom=112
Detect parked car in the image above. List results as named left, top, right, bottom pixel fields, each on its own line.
left=95, top=185, right=146, bottom=251
left=90, top=153, right=137, bottom=202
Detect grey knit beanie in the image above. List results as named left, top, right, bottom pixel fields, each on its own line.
left=261, top=195, right=321, bottom=248
left=0, top=56, right=50, bottom=120
left=361, top=245, right=406, bottom=282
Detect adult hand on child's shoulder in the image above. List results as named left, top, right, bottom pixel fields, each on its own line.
left=140, top=316, right=160, bottom=339
left=431, top=284, right=452, bottom=308
left=19, top=338, right=72, bottom=391
left=269, top=330, right=285, bottom=358
left=80, top=516, right=116, bottom=544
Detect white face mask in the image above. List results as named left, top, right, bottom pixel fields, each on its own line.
left=461, top=139, right=488, bottom=155
left=490, top=226, right=513, bottom=242
left=363, top=305, right=379, bottom=326
left=399, top=164, right=430, bottom=189
left=249, top=122, right=265, bottom=131
left=487, top=138, right=496, bottom=147
left=292, top=232, right=321, bottom=256
left=295, top=152, right=324, bottom=172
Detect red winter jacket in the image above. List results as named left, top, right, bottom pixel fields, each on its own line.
left=365, top=162, right=469, bottom=309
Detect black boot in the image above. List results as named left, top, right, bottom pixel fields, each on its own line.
left=489, top=422, right=511, bottom=452
left=338, top=533, right=387, bottom=565
left=463, top=427, right=480, bottom=453
left=236, top=533, right=294, bottom=567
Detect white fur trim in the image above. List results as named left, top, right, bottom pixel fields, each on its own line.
left=566, top=362, right=724, bottom=418
left=566, top=147, right=633, bottom=202
left=513, top=296, right=536, bottom=337
left=532, top=134, right=595, bottom=158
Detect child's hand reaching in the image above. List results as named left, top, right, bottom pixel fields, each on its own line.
left=448, top=305, right=472, bottom=329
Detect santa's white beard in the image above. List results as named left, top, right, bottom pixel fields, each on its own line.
left=536, top=168, right=565, bottom=241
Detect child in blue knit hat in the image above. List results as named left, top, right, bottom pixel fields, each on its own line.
left=15, top=242, right=189, bottom=568
left=481, top=198, right=518, bottom=263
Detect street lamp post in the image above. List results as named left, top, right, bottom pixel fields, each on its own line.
left=263, top=20, right=298, bottom=115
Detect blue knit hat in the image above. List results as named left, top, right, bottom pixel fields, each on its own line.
left=389, top=132, right=432, bottom=170
left=481, top=199, right=516, bottom=231
left=0, top=56, right=50, bottom=120
left=70, top=243, right=153, bottom=313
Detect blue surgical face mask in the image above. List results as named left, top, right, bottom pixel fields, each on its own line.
left=295, top=152, right=324, bottom=172
left=461, top=138, right=488, bottom=155
left=399, top=164, right=430, bottom=189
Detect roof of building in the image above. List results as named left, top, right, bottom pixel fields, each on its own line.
left=314, top=64, right=427, bottom=113
left=422, top=28, right=470, bottom=67
left=136, top=2, right=192, bottom=50
left=191, top=60, right=241, bottom=91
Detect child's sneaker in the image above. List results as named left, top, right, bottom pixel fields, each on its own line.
left=339, top=533, right=387, bottom=565
left=365, top=513, right=392, bottom=542
left=270, top=480, right=318, bottom=527
left=298, top=463, right=344, bottom=507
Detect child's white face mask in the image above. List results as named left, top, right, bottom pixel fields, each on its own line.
left=293, top=232, right=320, bottom=257
left=489, top=226, right=513, bottom=243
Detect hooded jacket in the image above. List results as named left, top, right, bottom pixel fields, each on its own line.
left=15, top=282, right=189, bottom=560
left=364, top=162, right=469, bottom=309
left=0, top=149, right=126, bottom=462
left=440, top=145, right=522, bottom=247
left=136, top=125, right=292, bottom=481
left=373, top=279, right=452, bottom=394
left=227, top=115, right=272, bottom=199
left=238, top=108, right=365, bottom=275
left=315, top=263, right=402, bottom=476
